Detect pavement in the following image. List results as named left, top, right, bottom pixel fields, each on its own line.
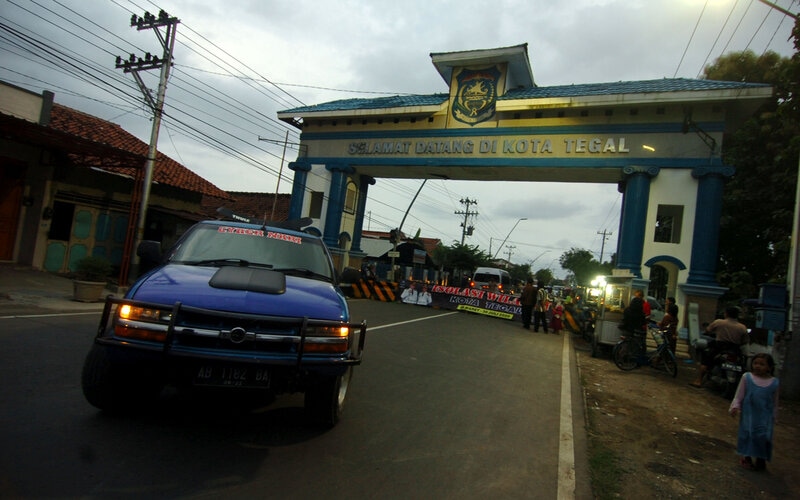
left=0, top=263, right=116, bottom=317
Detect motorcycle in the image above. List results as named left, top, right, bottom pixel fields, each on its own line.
left=579, top=304, right=598, bottom=343
left=696, top=335, right=746, bottom=398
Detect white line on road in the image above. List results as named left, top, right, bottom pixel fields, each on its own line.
left=557, top=332, right=576, bottom=499
left=0, top=311, right=101, bottom=320
left=367, top=311, right=459, bottom=331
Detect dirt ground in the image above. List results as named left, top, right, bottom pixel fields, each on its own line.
left=574, top=336, right=800, bottom=499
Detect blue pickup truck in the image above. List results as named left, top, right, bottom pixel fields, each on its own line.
left=81, top=219, right=366, bottom=427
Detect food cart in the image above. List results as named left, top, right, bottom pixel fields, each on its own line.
left=590, top=274, right=635, bottom=357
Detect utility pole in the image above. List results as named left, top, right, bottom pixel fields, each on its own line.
left=505, top=245, right=516, bottom=267
left=597, top=229, right=613, bottom=263
left=455, top=198, right=478, bottom=245
left=258, top=132, right=304, bottom=221
left=116, top=10, right=179, bottom=283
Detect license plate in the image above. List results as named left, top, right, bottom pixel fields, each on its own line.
left=194, top=365, right=270, bottom=388
left=721, top=362, right=742, bottom=372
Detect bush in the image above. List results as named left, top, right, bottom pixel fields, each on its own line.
left=75, top=255, right=112, bottom=282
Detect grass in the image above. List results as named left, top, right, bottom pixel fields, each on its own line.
left=579, top=359, right=623, bottom=499
left=587, top=441, right=622, bottom=499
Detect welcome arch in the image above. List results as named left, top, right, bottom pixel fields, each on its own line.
left=277, top=44, right=772, bottom=325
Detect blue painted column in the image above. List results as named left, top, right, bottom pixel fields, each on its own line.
left=288, top=161, right=311, bottom=220
left=350, top=175, right=375, bottom=253
left=687, top=166, right=735, bottom=285
left=323, top=163, right=353, bottom=248
left=615, top=166, right=659, bottom=277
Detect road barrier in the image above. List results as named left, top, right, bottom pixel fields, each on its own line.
left=345, top=279, right=397, bottom=302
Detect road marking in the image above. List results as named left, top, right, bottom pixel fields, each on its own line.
left=0, top=311, right=101, bottom=320
left=368, top=311, right=459, bottom=331
left=558, top=332, right=576, bottom=499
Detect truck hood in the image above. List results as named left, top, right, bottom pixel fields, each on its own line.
left=128, top=264, right=348, bottom=321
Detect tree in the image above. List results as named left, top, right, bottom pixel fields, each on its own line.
left=535, top=268, right=554, bottom=287
left=432, top=241, right=491, bottom=279
left=559, top=248, right=604, bottom=286
left=508, top=262, right=531, bottom=284
left=703, top=42, right=799, bottom=304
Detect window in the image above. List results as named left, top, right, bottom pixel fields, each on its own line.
left=309, top=191, right=323, bottom=219
left=344, top=182, right=357, bottom=214
left=654, top=205, right=683, bottom=243
left=48, top=200, right=75, bottom=241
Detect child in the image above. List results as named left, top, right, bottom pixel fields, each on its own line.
left=549, top=300, right=564, bottom=335
left=729, top=352, right=779, bottom=471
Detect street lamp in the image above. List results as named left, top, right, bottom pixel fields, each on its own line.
left=528, top=250, right=549, bottom=268
left=493, top=217, right=527, bottom=259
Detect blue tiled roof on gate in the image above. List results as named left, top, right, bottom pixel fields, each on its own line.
left=278, top=78, right=771, bottom=115
left=280, top=94, right=449, bottom=114
left=503, top=78, right=770, bottom=99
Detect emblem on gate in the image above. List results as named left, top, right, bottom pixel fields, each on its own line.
left=452, top=66, right=500, bottom=126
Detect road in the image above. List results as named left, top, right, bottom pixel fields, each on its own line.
left=0, top=300, right=590, bottom=499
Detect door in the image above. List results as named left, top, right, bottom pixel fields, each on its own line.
left=0, top=160, right=25, bottom=260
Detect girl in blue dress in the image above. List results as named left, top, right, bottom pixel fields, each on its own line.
left=729, top=353, right=779, bottom=471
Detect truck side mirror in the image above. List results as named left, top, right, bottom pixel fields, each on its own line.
left=136, top=240, right=162, bottom=276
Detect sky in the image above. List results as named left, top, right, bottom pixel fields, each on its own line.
left=1, top=0, right=797, bottom=277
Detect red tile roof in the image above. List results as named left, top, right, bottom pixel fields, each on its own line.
left=49, top=104, right=230, bottom=199
left=201, top=192, right=291, bottom=221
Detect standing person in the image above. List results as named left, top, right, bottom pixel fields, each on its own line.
left=534, top=283, right=549, bottom=333
left=658, top=303, right=679, bottom=353
left=550, top=299, right=564, bottom=334
left=634, top=289, right=651, bottom=320
left=622, top=293, right=647, bottom=350
left=690, top=306, right=750, bottom=388
left=520, top=278, right=536, bottom=330
left=729, top=353, right=779, bottom=471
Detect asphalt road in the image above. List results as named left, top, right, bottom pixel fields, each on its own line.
left=0, top=300, right=590, bottom=499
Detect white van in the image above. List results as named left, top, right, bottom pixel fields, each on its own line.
left=470, top=267, right=513, bottom=294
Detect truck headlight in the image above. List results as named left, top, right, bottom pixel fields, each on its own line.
left=114, top=304, right=172, bottom=342
left=302, top=324, right=350, bottom=353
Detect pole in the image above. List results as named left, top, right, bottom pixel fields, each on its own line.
left=118, top=11, right=180, bottom=279
left=455, top=198, right=478, bottom=245
left=269, top=130, right=290, bottom=221
left=391, top=179, right=427, bottom=278
left=597, top=229, right=613, bottom=263
left=505, top=245, right=516, bottom=267
left=493, top=217, right=527, bottom=259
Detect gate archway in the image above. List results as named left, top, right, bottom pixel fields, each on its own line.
left=277, top=44, right=772, bottom=326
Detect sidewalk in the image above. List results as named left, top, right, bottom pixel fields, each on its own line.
left=0, top=263, right=113, bottom=317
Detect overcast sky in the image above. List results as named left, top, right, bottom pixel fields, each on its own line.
left=1, top=0, right=797, bottom=276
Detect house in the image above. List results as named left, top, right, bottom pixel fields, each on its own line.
left=0, top=81, right=235, bottom=283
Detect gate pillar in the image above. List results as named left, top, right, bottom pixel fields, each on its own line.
left=323, top=163, right=353, bottom=248
left=288, top=161, right=311, bottom=220
left=351, top=175, right=375, bottom=253
left=616, top=166, right=659, bottom=277
left=687, top=166, right=735, bottom=286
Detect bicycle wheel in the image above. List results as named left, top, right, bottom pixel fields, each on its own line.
left=660, top=348, right=678, bottom=378
left=613, top=340, right=639, bottom=371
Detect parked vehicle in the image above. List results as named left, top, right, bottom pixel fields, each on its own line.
left=470, top=267, right=513, bottom=294
left=612, top=324, right=678, bottom=377
left=696, top=335, right=745, bottom=398
left=81, top=219, right=367, bottom=427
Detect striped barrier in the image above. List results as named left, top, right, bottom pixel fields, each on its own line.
left=347, top=279, right=397, bottom=302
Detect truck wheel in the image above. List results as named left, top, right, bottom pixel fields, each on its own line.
left=304, top=367, right=352, bottom=427
left=81, top=345, right=161, bottom=413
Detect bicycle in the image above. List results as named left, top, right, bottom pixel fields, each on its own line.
left=612, top=324, right=678, bottom=377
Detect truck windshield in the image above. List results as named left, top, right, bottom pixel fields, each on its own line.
left=170, top=223, right=335, bottom=281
